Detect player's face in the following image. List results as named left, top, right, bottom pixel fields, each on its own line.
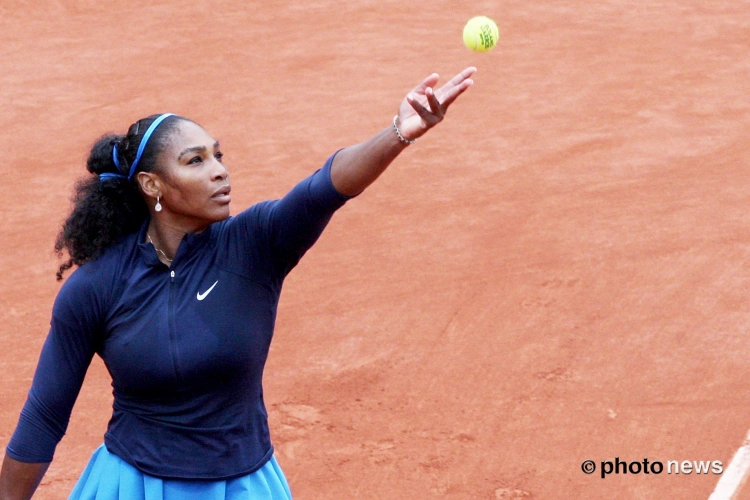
left=156, top=120, right=231, bottom=229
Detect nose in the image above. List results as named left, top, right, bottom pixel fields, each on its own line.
left=211, top=158, right=229, bottom=182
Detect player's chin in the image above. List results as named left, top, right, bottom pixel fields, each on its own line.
left=206, top=201, right=231, bottom=221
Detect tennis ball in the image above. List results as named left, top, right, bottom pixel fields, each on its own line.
left=463, top=16, right=499, bottom=52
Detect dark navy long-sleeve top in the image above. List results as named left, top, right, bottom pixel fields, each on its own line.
left=6, top=154, right=351, bottom=479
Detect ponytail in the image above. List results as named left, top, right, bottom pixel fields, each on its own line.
left=54, top=114, right=183, bottom=280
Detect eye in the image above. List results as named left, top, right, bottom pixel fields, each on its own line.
left=215, top=152, right=224, bottom=162
left=188, top=156, right=202, bottom=165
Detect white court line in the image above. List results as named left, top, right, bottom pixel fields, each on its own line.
left=709, top=430, right=750, bottom=500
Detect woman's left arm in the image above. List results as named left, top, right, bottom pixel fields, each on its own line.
left=330, top=67, right=476, bottom=196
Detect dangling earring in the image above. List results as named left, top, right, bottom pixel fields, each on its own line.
left=155, top=195, right=162, bottom=213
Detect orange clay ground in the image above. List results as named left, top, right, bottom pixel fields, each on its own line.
left=1, top=1, right=750, bottom=499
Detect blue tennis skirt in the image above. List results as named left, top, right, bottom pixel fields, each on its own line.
left=68, top=445, right=293, bottom=500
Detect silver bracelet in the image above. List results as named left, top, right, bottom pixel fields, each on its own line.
left=392, top=115, right=416, bottom=145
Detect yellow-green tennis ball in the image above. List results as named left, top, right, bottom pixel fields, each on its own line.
left=463, top=16, right=499, bottom=52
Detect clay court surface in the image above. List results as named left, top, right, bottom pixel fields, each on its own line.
left=1, top=1, right=750, bottom=498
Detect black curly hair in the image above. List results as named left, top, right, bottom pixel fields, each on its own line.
left=54, top=114, right=187, bottom=280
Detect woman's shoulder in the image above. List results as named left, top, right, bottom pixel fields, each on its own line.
left=214, top=201, right=277, bottom=236
left=83, top=231, right=137, bottom=272
left=56, top=231, right=138, bottom=310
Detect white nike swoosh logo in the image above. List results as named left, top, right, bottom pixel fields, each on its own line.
left=197, top=280, right=219, bottom=301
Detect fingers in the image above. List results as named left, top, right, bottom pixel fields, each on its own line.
left=402, top=67, right=476, bottom=132
left=438, top=78, right=473, bottom=110
left=411, top=73, right=440, bottom=95
left=411, top=67, right=476, bottom=102
left=448, top=66, right=477, bottom=85
left=406, top=94, right=440, bottom=126
left=425, top=87, right=443, bottom=117
left=436, top=66, right=477, bottom=97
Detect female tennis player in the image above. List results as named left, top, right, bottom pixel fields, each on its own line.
left=0, top=67, right=475, bottom=500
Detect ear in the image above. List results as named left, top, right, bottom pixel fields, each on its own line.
left=136, top=171, right=162, bottom=201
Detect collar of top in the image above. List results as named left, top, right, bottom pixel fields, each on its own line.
left=136, top=218, right=214, bottom=268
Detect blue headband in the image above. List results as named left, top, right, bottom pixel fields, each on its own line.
left=127, top=113, right=175, bottom=180
left=99, top=172, right=124, bottom=181
left=100, top=113, right=175, bottom=182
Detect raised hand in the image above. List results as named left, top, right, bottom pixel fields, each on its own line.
left=395, top=67, right=476, bottom=142
left=329, top=66, right=477, bottom=196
